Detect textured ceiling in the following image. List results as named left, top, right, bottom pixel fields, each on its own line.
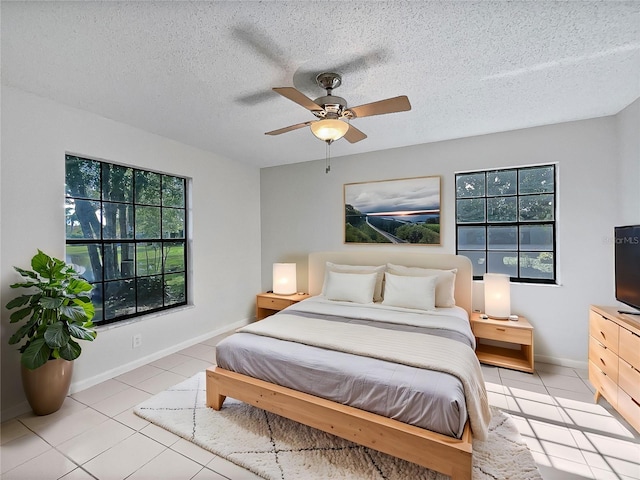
left=2, top=1, right=639, bottom=168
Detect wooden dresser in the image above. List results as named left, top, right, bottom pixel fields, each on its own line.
left=588, top=305, right=640, bottom=433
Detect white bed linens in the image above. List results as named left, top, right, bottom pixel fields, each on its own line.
left=289, top=296, right=476, bottom=349
left=237, top=302, right=491, bottom=440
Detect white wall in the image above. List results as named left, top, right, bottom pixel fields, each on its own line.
left=261, top=116, right=623, bottom=367
left=1, top=87, right=262, bottom=419
left=616, top=98, right=640, bottom=225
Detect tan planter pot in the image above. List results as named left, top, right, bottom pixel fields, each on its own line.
left=21, top=359, right=73, bottom=415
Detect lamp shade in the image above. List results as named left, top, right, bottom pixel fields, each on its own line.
left=273, top=263, right=297, bottom=295
left=484, top=273, right=511, bottom=319
left=310, top=119, right=349, bottom=142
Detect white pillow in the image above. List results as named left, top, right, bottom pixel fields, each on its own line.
left=324, top=271, right=377, bottom=304
left=386, top=263, right=457, bottom=308
left=381, top=272, right=437, bottom=311
left=322, top=262, right=386, bottom=302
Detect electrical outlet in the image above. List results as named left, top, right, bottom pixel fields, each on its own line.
left=132, top=334, right=142, bottom=349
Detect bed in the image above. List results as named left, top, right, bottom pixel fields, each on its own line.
left=206, top=251, right=488, bottom=480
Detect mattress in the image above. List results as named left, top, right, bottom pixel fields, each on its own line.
left=215, top=297, right=476, bottom=439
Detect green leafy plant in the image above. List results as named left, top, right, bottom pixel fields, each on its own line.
left=6, top=250, right=97, bottom=370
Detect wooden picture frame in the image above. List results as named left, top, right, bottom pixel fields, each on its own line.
left=344, top=175, right=441, bottom=245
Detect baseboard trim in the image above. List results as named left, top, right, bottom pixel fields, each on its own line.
left=1, top=318, right=249, bottom=421
left=1, top=400, right=32, bottom=422
left=535, top=354, right=588, bottom=371
left=68, top=318, right=250, bottom=395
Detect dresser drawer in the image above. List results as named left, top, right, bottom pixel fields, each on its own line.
left=618, top=388, right=640, bottom=433
left=473, top=322, right=532, bottom=345
left=588, top=336, right=619, bottom=381
left=619, top=327, right=640, bottom=371
left=619, top=358, right=640, bottom=401
left=256, top=296, right=293, bottom=310
left=589, top=360, right=618, bottom=408
left=589, top=311, right=619, bottom=352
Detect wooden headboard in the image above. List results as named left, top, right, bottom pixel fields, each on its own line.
left=308, top=251, right=473, bottom=314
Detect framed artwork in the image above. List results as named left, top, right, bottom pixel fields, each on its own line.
left=344, top=175, right=441, bottom=245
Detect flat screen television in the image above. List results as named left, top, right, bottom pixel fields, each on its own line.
left=614, top=225, right=640, bottom=315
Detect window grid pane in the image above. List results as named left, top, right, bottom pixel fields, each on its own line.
left=486, top=169, right=517, bottom=197
left=487, top=226, right=517, bottom=250
left=487, top=251, right=518, bottom=277
left=456, top=172, right=486, bottom=198
left=66, top=199, right=102, bottom=239
left=455, top=164, right=556, bottom=283
left=457, top=226, right=486, bottom=250
left=102, top=203, right=134, bottom=239
left=65, top=156, right=101, bottom=200
left=486, top=196, right=517, bottom=222
left=456, top=198, right=486, bottom=223
left=102, top=164, right=133, bottom=202
left=135, top=171, right=161, bottom=205
left=65, top=154, right=188, bottom=325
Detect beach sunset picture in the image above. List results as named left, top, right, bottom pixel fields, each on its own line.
left=344, top=176, right=441, bottom=244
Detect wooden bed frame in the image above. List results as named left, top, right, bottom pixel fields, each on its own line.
left=206, top=251, right=475, bottom=480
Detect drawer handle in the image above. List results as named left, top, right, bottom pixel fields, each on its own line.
left=633, top=397, right=640, bottom=408
left=600, top=358, right=605, bottom=365
left=600, top=331, right=606, bottom=339
left=496, top=328, right=506, bottom=332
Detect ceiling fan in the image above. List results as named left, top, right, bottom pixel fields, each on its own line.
left=265, top=72, right=411, bottom=144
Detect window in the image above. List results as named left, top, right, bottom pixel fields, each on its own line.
left=455, top=164, right=556, bottom=283
left=65, top=155, right=188, bottom=325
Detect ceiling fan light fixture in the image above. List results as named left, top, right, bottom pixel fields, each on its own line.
left=268, top=73, right=410, bottom=147
left=310, top=119, right=349, bottom=142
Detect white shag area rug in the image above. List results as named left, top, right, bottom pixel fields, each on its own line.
left=134, top=372, right=542, bottom=480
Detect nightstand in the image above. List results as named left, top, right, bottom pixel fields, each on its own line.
left=470, top=313, right=534, bottom=373
left=256, top=292, right=310, bottom=320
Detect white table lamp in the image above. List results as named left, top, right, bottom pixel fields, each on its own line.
left=273, top=263, right=297, bottom=295
left=484, top=273, right=511, bottom=319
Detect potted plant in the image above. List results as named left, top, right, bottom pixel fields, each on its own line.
left=5, top=250, right=97, bottom=415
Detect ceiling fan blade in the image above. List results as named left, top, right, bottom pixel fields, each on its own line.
left=265, top=121, right=312, bottom=136
left=273, top=87, right=323, bottom=112
left=343, top=124, right=367, bottom=143
left=235, top=90, right=278, bottom=105
left=347, top=95, right=411, bottom=118
left=232, top=25, right=287, bottom=68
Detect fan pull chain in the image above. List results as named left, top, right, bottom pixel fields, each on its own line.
left=325, top=140, right=331, bottom=174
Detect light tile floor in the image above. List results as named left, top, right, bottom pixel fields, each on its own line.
left=2, top=331, right=639, bottom=479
